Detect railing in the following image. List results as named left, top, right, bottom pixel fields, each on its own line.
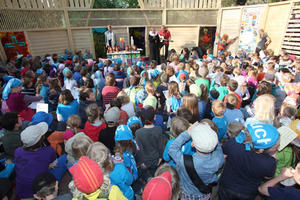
left=0, top=0, right=93, bottom=9
left=140, top=0, right=222, bottom=8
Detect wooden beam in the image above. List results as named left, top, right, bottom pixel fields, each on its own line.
left=89, top=28, right=96, bottom=59
left=0, top=40, right=7, bottom=64
left=19, top=0, right=26, bottom=8
left=64, top=9, right=75, bottom=52
left=138, top=0, right=145, bottom=9
left=89, top=0, right=95, bottom=8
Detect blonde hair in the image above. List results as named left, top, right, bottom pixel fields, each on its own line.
left=212, top=100, right=226, bottom=117
left=87, top=142, right=114, bottom=173
left=72, top=135, right=93, bottom=160
left=254, top=94, right=276, bottom=122
left=145, top=81, right=156, bottom=95
left=87, top=142, right=113, bottom=198
left=67, top=115, right=81, bottom=134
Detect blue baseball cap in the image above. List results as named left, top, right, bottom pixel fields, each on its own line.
left=247, top=123, right=279, bottom=149
left=127, top=116, right=143, bottom=128
left=137, top=61, right=142, bottom=68
left=32, top=112, right=53, bottom=126
left=36, top=68, right=45, bottom=75
left=150, top=69, right=159, bottom=79
left=115, top=125, right=133, bottom=142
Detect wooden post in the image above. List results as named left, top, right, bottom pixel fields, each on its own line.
left=0, top=41, right=7, bottom=64
left=24, top=31, right=33, bottom=57
left=214, top=7, right=222, bottom=56
left=64, top=9, right=75, bottom=52
left=89, top=28, right=96, bottom=59
left=138, top=0, right=145, bottom=9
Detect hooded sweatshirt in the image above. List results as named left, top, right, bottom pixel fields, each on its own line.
left=84, top=120, right=106, bottom=142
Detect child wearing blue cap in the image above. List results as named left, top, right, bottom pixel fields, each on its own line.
left=114, top=125, right=138, bottom=181
left=218, top=123, right=280, bottom=200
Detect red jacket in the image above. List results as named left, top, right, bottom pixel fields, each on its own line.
left=84, top=121, right=107, bottom=142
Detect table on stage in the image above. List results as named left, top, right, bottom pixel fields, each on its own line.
left=107, top=51, right=141, bottom=66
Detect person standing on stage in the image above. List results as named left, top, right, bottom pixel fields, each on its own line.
left=256, top=29, right=271, bottom=54
left=149, top=27, right=160, bottom=64
left=105, top=25, right=117, bottom=48
left=158, top=25, right=171, bottom=61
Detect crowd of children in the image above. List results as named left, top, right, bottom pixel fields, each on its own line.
left=0, top=44, right=299, bottom=200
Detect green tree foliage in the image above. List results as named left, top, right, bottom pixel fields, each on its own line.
left=93, top=0, right=139, bottom=8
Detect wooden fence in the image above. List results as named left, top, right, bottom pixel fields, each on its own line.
left=0, top=0, right=93, bottom=9
left=140, top=0, right=221, bottom=8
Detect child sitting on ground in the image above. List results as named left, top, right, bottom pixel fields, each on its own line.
left=212, top=100, right=228, bottom=141
left=169, top=122, right=224, bottom=200
left=135, top=106, right=164, bottom=183
left=114, top=125, right=138, bottom=182
left=219, top=123, right=280, bottom=200
left=143, top=81, right=158, bottom=109
left=163, top=116, right=190, bottom=166
left=15, top=122, right=67, bottom=198
left=32, top=172, right=72, bottom=200
left=258, top=164, right=300, bottom=199
left=1, top=112, right=22, bottom=158
left=99, top=107, right=121, bottom=152
left=84, top=103, right=106, bottom=142
left=56, top=89, right=79, bottom=122
left=224, top=94, right=245, bottom=124
left=86, top=142, right=127, bottom=199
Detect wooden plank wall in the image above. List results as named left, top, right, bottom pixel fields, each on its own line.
left=218, top=8, right=242, bottom=54
left=72, top=29, right=93, bottom=53
left=26, top=30, right=69, bottom=57
left=168, top=26, right=199, bottom=53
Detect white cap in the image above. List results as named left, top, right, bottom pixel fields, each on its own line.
left=21, top=122, right=48, bottom=147
left=190, top=123, right=218, bottom=153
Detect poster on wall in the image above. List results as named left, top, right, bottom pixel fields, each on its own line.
left=239, top=7, right=263, bottom=53
left=0, top=32, right=30, bottom=61
left=199, top=27, right=216, bottom=53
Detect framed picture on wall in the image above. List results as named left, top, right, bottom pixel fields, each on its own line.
left=198, top=27, right=216, bottom=54
left=0, top=32, right=30, bottom=61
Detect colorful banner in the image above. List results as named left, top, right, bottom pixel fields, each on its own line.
left=239, top=7, right=263, bottom=53
left=0, top=32, right=30, bottom=60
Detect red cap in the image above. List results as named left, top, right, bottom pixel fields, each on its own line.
left=69, top=156, right=103, bottom=194
left=142, top=172, right=172, bottom=200
left=179, top=73, right=187, bottom=81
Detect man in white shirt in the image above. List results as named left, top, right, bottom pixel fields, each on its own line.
left=105, top=25, right=117, bottom=47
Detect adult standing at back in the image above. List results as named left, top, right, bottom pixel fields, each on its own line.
left=105, top=25, right=117, bottom=48
left=256, top=29, right=271, bottom=54
left=158, top=25, right=171, bottom=61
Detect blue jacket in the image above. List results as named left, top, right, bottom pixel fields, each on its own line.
left=163, top=138, right=195, bottom=167
left=56, top=100, right=79, bottom=122
left=110, top=158, right=134, bottom=200
left=123, top=150, right=138, bottom=181
left=169, top=131, right=224, bottom=197
left=40, top=84, right=50, bottom=102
